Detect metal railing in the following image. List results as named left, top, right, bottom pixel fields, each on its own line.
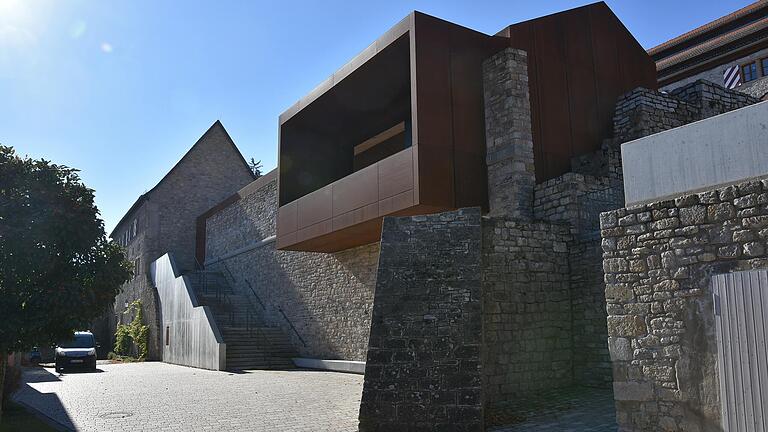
left=277, top=306, right=307, bottom=347
left=193, top=257, right=235, bottom=326
left=202, top=261, right=307, bottom=348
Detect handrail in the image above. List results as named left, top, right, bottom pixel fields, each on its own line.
left=220, top=263, right=259, bottom=337
left=277, top=306, right=307, bottom=347
left=244, top=279, right=266, bottom=310
left=194, top=256, right=206, bottom=271
left=220, top=263, right=306, bottom=347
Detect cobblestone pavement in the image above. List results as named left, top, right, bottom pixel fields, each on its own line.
left=13, top=362, right=363, bottom=432
left=487, top=386, right=618, bottom=432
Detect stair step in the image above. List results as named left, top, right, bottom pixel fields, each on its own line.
left=227, top=360, right=294, bottom=365
left=226, top=345, right=295, bottom=351
left=226, top=360, right=295, bottom=366
left=227, top=355, right=295, bottom=361
left=227, top=352, right=294, bottom=357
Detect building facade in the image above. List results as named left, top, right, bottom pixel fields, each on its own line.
left=98, top=121, right=254, bottom=360
left=103, top=2, right=768, bottom=431
left=651, top=1, right=768, bottom=99
left=194, top=3, right=659, bottom=429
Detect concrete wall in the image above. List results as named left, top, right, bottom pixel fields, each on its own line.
left=204, top=175, right=378, bottom=361
left=150, top=253, right=226, bottom=371
left=601, top=177, right=768, bottom=431
left=622, top=101, right=768, bottom=205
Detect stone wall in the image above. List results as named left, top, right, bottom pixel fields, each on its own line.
left=483, top=48, right=535, bottom=220
left=359, top=208, right=484, bottom=431
left=482, top=218, right=572, bottom=404
left=534, top=173, right=626, bottom=387
left=668, top=80, right=758, bottom=120
left=612, top=88, right=699, bottom=144
left=612, top=80, right=759, bottom=144
left=739, top=76, right=768, bottom=100
left=204, top=175, right=378, bottom=361
left=104, top=121, right=255, bottom=360
left=601, top=177, right=768, bottom=431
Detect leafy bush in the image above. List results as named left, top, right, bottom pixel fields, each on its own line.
left=113, top=300, right=149, bottom=360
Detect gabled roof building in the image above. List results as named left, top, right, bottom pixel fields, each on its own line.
left=94, top=121, right=254, bottom=360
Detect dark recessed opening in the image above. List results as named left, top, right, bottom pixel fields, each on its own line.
left=279, top=33, right=412, bottom=206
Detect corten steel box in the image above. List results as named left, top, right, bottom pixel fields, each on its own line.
left=276, top=3, right=656, bottom=252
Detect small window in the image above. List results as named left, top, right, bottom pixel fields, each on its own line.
left=133, top=257, right=140, bottom=280
left=742, top=62, right=757, bottom=82
left=761, top=58, right=768, bottom=77
left=165, top=326, right=170, bottom=346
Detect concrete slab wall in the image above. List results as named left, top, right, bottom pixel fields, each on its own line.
left=622, top=101, right=768, bottom=205
left=150, top=253, right=226, bottom=371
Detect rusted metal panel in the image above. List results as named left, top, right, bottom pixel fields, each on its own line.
left=414, top=12, right=456, bottom=209
left=713, top=270, right=768, bottom=432
left=296, top=185, right=332, bottom=230
left=275, top=4, right=656, bottom=251
left=378, top=147, right=414, bottom=200
left=276, top=201, right=297, bottom=238
left=504, top=2, right=657, bottom=182
left=332, top=164, right=378, bottom=216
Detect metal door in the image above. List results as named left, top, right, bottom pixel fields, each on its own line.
left=713, top=270, right=768, bottom=432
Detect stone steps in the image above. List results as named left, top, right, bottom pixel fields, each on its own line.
left=188, top=270, right=297, bottom=372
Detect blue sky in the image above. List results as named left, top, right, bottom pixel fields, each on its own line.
left=0, top=0, right=752, bottom=233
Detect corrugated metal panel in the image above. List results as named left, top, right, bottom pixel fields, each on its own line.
left=713, top=271, right=768, bottom=432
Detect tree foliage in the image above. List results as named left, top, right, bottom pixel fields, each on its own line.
left=0, top=145, right=132, bottom=354
left=248, top=158, right=262, bottom=179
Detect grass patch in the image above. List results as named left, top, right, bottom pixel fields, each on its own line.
left=0, top=400, right=58, bottom=432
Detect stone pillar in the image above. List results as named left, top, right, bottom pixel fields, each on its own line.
left=482, top=48, right=535, bottom=220
left=359, top=208, right=483, bottom=432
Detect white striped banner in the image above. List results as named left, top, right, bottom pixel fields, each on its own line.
left=724, top=65, right=741, bottom=89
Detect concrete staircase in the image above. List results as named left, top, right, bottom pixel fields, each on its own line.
left=190, top=271, right=297, bottom=370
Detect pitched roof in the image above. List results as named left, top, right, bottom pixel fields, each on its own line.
left=109, top=121, right=254, bottom=238
left=649, top=1, right=768, bottom=84
left=649, top=1, right=768, bottom=58
left=655, top=16, right=768, bottom=70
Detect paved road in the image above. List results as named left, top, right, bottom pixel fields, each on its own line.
left=14, top=362, right=363, bottom=432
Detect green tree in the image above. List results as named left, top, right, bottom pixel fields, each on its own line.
left=0, top=146, right=131, bottom=413
left=248, top=158, right=263, bottom=179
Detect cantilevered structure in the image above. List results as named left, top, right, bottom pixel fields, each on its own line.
left=276, top=2, right=656, bottom=252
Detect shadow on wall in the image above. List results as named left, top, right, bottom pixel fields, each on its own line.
left=203, top=182, right=378, bottom=362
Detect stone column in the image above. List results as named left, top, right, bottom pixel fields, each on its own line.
left=482, top=48, right=535, bottom=220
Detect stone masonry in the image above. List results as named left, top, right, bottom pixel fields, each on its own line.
left=533, top=172, right=625, bottom=388
left=101, top=121, right=254, bottom=360
left=483, top=48, right=535, bottom=220
left=359, top=208, right=484, bottom=432
left=482, top=218, right=572, bottom=401
left=204, top=173, right=378, bottom=361
left=195, top=46, right=762, bottom=432
left=601, top=177, right=768, bottom=431
left=612, top=80, right=758, bottom=144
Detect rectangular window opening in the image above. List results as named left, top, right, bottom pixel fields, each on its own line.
left=742, top=62, right=757, bottom=83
